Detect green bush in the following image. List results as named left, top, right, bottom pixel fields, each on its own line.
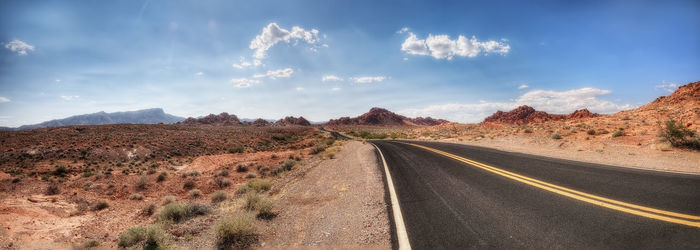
left=158, top=202, right=211, bottom=223
left=658, top=119, right=698, bottom=148
left=246, top=178, right=271, bottom=193
left=216, top=213, right=258, bottom=249
left=156, top=172, right=167, bottom=182
left=587, top=129, right=596, bottom=135
left=236, top=164, right=248, bottom=172
left=117, top=225, right=166, bottom=249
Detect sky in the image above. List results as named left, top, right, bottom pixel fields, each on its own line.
left=0, top=0, right=699, bottom=127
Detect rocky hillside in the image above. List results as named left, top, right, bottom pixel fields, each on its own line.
left=482, top=106, right=600, bottom=125
left=13, top=108, right=184, bottom=130
left=179, top=112, right=241, bottom=125
left=275, top=116, right=311, bottom=126
left=327, top=107, right=449, bottom=126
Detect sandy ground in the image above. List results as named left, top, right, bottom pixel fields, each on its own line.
left=437, top=135, right=700, bottom=174
left=260, top=141, right=391, bottom=249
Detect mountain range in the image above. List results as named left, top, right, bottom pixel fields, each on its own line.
left=0, top=108, right=185, bottom=131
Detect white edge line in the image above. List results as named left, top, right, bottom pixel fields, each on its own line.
left=372, top=143, right=412, bottom=250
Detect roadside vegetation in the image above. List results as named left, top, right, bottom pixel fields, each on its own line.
left=659, top=119, right=699, bottom=149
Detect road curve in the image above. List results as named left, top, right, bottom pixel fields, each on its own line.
left=371, top=140, right=700, bottom=249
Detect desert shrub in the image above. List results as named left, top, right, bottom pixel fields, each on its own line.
left=235, top=185, right=252, bottom=195
left=147, top=168, right=157, bottom=175
left=189, top=189, right=202, bottom=199
left=211, top=190, right=228, bottom=203
left=246, top=178, right=271, bottom=193
left=158, top=203, right=186, bottom=222
left=236, top=164, right=248, bottom=172
left=91, top=200, right=109, bottom=211
left=156, top=172, right=167, bottom=182
left=254, top=198, right=275, bottom=219
left=245, top=172, right=257, bottom=179
left=141, top=203, right=156, bottom=216
left=244, top=191, right=261, bottom=210
left=550, top=132, right=562, bottom=140
left=80, top=239, right=99, bottom=249
left=612, top=129, right=625, bottom=138
left=46, top=183, right=60, bottom=195
left=227, top=146, right=245, bottom=154
left=162, top=195, right=177, bottom=205
left=53, top=166, right=68, bottom=177
left=310, top=144, right=326, bottom=154
left=599, top=130, right=610, bottom=134
left=130, top=193, right=145, bottom=200
left=83, top=181, right=93, bottom=190
left=325, top=151, right=335, bottom=159
left=658, top=119, right=699, bottom=148
left=217, top=169, right=230, bottom=177
left=183, top=180, right=196, bottom=190
left=523, top=128, right=533, bottom=133
left=136, top=176, right=148, bottom=190
left=216, top=213, right=258, bottom=249
left=117, top=225, right=166, bottom=249
left=185, top=203, right=212, bottom=217
left=587, top=129, right=596, bottom=135
left=186, top=170, right=200, bottom=177
left=280, top=159, right=296, bottom=171
left=215, top=177, right=231, bottom=188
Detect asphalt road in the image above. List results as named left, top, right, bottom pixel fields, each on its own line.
left=371, top=140, right=700, bottom=249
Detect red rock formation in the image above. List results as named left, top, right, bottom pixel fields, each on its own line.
left=483, top=106, right=600, bottom=125
left=275, top=116, right=311, bottom=126
left=327, top=107, right=448, bottom=126
left=179, top=112, right=241, bottom=125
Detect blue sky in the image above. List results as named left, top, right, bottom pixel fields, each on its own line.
left=1, top=0, right=698, bottom=126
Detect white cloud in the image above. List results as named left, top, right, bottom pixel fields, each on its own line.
left=401, top=32, right=510, bottom=59
left=253, top=68, right=294, bottom=79
left=0, top=97, right=10, bottom=103
left=331, top=87, right=341, bottom=91
left=351, top=76, right=386, bottom=83
left=4, top=39, right=34, bottom=55
left=518, top=84, right=529, bottom=89
left=60, top=95, right=79, bottom=101
left=55, top=79, right=61, bottom=83
left=397, top=27, right=410, bottom=34
left=195, top=72, right=204, bottom=76
left=230, top=78, right=260, bottom=88
left=296, top=87, right=304, bottom=91
left=656, top=81, right=679, bottom=93
left=232, top=56, right=262, bottom=69
left=249, top=23, right=321, bottom=59
left=400, top=87, right=633, bottom=123
left=322, top=75, right=343, bottom=82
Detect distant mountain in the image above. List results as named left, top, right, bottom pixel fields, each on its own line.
left=275, top=116, right=311, bottom=126
left=12, top=108, right=184, bottom=130
left=179, top=112, right=242, bottom=125
left=326, top=107, right=449, bottom=126
left=482, top=105, right=600, bottom=125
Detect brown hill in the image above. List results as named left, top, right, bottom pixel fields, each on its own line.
left=631, top=81, right=700, bottom=126
left=275, top=116, right=311, bottom=126
left=483, top=106, right=600, bottom=125
left=327, top=107, right=448, bottom=126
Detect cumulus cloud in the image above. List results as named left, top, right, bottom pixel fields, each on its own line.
left=322, top=75, right=343, bottom=82
left=0, top=97, right=10, bottom=103
left=656, top=81, right=679, bottom=93
left=518, top=84, right=529, bottom=89
left=232, top=56, right=262, bottom=69
left=230, top=78, right=260, bottom=88
left=249, top=23, right=321, bottom=59
left=400, top=87, right=633, bottom=123
left=397, top=27, right=410, bottom=34
left=60, top=95, right=79, bottom=101
left=253, top=68, right=293, bottom=79
left=352, top=76, right=386, bottom=83
left=195, top=72, right=204, bottom=76
left=401, top=32, right=509, bottom=59
left=331, top=87, right=341, bottom=91
left=4, top=39, right=34, bottom=55
left=296, top=87, right=304, bottom=91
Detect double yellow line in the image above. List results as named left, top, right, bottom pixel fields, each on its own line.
left=404, top=142, right=700, bottom=228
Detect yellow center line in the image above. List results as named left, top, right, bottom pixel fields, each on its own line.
left=403, top=142, right=700, bottom=228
